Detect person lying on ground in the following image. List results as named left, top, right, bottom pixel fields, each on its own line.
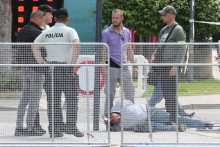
left=109, top=100, right=213, bottom=132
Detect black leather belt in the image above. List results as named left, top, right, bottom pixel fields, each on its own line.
left=47, top=61, right=67, bottom=64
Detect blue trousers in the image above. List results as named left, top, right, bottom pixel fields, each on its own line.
left=149, top=107, right=206, bottom=131
left=149, top=80, right=187, bottom=116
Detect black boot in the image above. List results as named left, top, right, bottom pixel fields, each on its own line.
left=65, top=125, right=84, bottom=137
left=48, top=125, right=64, bottom=138
left=205, top=123, right=214, bottom=129
left=32, top=125, right=46, bottom=134
left=184, top=112, right=195, bottom=118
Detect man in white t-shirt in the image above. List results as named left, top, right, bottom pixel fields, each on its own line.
left=33, top=8, right=83, bottom=138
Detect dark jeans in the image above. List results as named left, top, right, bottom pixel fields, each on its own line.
left=44, top=66, right=79, bottom=133
left=159, top=66, right=177, bottom=122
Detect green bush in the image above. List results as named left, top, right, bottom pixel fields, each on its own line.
left=0, top=71, right=23, bottom=91
left=101, top=0, right=220, bottom=42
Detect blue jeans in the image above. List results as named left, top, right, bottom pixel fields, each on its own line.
left=149, top=107, right=206, bottom=131
left=149, top=80, right=187, bottom=116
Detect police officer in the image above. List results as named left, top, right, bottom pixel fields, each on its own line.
left=33, top=8, right=83, bottom=138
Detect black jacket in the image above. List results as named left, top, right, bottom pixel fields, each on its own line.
left=15, top=21, right=45, bottom=65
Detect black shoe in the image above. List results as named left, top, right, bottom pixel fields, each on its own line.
left=33, top=125, right=46, bottom=134
left=65, top=126, right=84, bottom=137
left=178, top=124, right=186, bottom=132
left=23, top=128, right=45, bottom=136
left=60, top=123, right=66, bottom=133
left=170, top=124, right=186, bottom=132
left=205, top=123, right=214, bottom=129
left=184, top=112, right=195, bottom=118
left=14, top=128, right=26, bottom=136
left=104, top=120, right=109, bottom=131
left=50, top=132, right=64, bottom=138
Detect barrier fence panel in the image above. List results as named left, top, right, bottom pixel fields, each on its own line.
left=0, top=43, right=110, bottom=146
left=1, top=42, right=220, bottom=146
left=120, top=43, right=220, bottom=146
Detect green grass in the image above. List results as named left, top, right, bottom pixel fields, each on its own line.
left=178, top=79, right=220, bottom=96
left=0, top=91, right=22, bottom=100
left=139, top=79, right=220, bottom=98
left=1, top=79, right=220, bottom=99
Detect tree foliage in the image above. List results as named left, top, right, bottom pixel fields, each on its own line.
left=102, top=0, right=220, bottom=42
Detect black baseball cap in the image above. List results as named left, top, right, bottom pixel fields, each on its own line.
left=55, top=8, right=69, bottom=18
left=38, top=4, right=56, bottom=13
left=158, top=5, right=177, bottom=15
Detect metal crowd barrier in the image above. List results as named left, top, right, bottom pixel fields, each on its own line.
left=1, top=42, right=220, bottom=146
left=0, top=43, right=110, bottom=146
left=120, top=43, right=220, bottom=146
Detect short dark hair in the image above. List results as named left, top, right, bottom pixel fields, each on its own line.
left=55, top=8, right=68, bottom=18
left=110, top=112, right=121, bottom=126
left=55, top=17, right=68, bottom=22
left=112, top=9, right=123, bottom=17
left=38, top=4, right=56, bottom=13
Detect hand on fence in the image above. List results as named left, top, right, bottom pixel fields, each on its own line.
left=214, top=56, right=220, bottom=61
left=133, top=66, right=138, bottom=78
left=102, top=67, right=108, bottom=79
left=151, top=56, right=155, bottom=62
left=169, top=66, right=177, bottom=77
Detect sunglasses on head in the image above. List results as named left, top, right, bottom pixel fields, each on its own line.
left=119, top=33, right=124, bottom=41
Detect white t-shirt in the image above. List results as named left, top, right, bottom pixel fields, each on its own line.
left=41, top=24, right=50, bottom=31
left=34, top=23, right=79, bottom=62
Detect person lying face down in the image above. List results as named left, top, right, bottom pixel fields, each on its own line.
left=110, top=100, right=213, bottom=132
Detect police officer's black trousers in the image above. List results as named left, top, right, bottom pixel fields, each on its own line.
left=160, top=66, right=177, bottom=123
left=44, top=66, right=79, bottom=133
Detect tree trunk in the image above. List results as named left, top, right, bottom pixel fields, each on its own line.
left=0, top=0, right=12, bottom=74
left=193, top=45, right=213, bottom=79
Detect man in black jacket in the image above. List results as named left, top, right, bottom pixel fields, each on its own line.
left=14, top=10, right=46, bottom=136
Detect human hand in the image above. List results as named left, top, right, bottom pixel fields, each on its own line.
left=169, top=66, right=177, bottom=76
left=133, top=66, right=138, bottom=78
left=151, top=56, right=155, bottom=63
left=102, top=67, right=108, bottom=79
left=214, top=56, right=220, bottom=61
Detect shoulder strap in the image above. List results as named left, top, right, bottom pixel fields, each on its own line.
left=165, top=24, right=178, bottom=42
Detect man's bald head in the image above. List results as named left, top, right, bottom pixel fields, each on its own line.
left=30, top=10, right=44, bottom=26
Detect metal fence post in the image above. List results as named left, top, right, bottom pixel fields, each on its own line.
left=51, top=65, right=54, bottom=142
left=176, top=66, right=179, bottom=143
left=94, top=0, right=103, bottom=131
left=146, top=65, right=153, bottom=143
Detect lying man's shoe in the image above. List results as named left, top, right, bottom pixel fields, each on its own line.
left=171, top=124, right=186, bottom=132
left=205, top=123, right=214, bottom=129
left=184, top=112, right=195, bottom=118
left=178, top=124, right=186, bottom=132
